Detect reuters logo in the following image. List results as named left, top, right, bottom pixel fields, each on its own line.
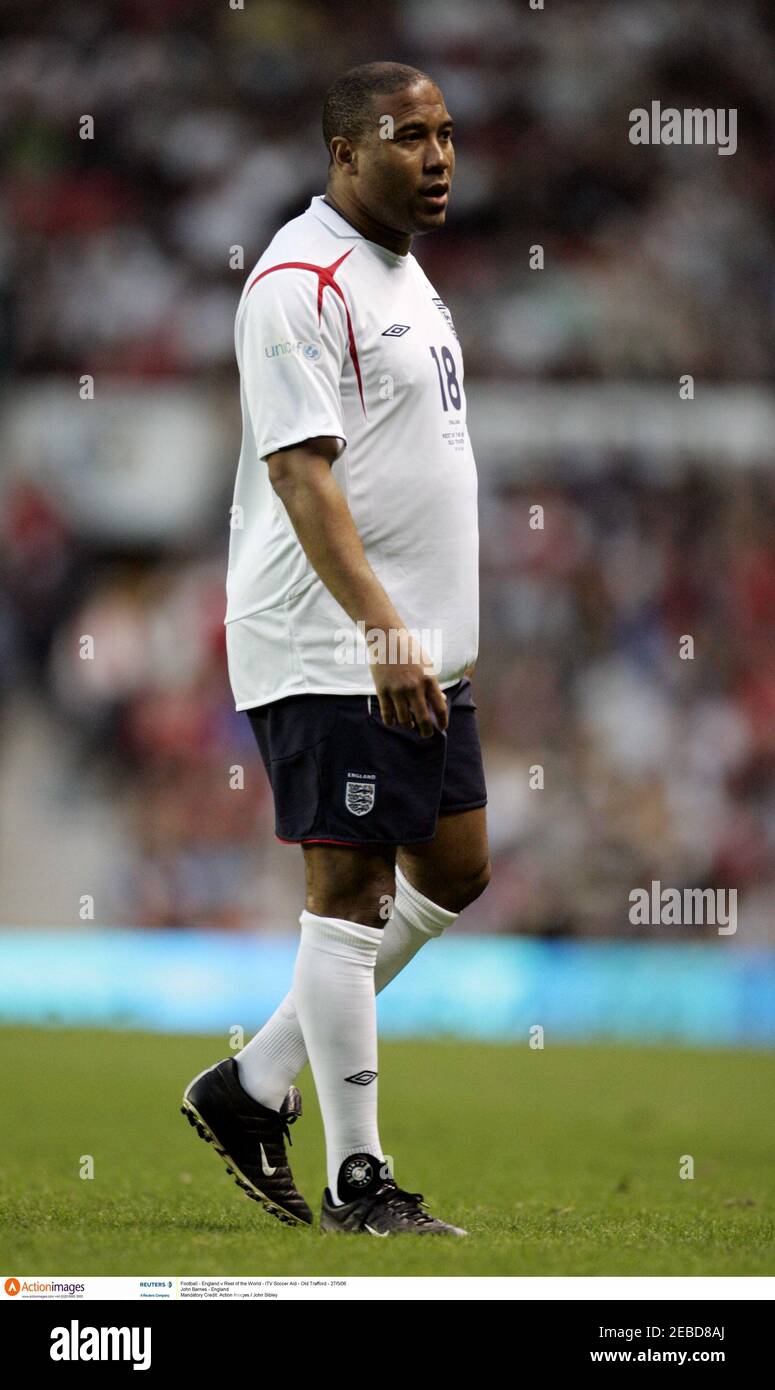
left=4, top=1277, right=20, bottom=1296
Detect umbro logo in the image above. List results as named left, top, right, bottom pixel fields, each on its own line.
left=344, top=1070, right=377, bottom=1085
left=381, top=323, right=411, bottom=336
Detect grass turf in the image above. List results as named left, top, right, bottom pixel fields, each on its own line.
left=1, top=1026, right=773, bottom=1276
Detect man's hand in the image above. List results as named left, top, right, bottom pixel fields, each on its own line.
left=368, top=630, right=448, bottom=738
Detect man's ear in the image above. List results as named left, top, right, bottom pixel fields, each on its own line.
left=330, top=135, right=357, bottom=175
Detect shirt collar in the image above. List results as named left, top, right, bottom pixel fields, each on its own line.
left=308, top=194, right=410, bottom=266
left=308, top=194, right=361, bottom=239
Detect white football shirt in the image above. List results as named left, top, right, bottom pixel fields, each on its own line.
left=224, top=194, right=479, bottom=709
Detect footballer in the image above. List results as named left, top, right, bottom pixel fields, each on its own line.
left=182, top=61, right=490, bottom=1236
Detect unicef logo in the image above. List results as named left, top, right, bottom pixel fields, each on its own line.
left=264, top=340, right=323, bottom=361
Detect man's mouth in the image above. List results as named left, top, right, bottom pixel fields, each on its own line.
left=418, top=183, right=449, bottom=206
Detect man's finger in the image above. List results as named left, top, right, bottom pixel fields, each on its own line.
left=427, top=678, right=449, bottom=731
left=391, top=691, right=414, bottom=729
left=378, top=692, right=396, bottom=726
left=408, top=688, right=434, bottom=738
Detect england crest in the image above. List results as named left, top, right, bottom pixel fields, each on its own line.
left=432, top=296, right=458, bottom=340
left=344, top=771, right=376, bottom=816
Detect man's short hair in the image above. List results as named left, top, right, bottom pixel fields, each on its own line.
left=322, top=61, right=432, bottom=165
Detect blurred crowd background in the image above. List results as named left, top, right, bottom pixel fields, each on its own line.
left=1, top=0, right=774, bottom=939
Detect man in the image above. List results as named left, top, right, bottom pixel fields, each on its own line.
left=182, top=61, right=490, bottom=1236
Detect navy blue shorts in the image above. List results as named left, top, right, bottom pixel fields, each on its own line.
left=246, top=677, right=487, bottom=846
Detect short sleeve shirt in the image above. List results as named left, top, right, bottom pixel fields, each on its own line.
left=224, top=194, right=479, bottom=710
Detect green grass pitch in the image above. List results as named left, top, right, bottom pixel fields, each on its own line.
left=1, top=1026, right=773, bottom=1276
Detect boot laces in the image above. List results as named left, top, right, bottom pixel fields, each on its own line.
left=375, top=1178, right=435, bottom=1225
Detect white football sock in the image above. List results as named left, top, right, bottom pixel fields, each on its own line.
left=291, top=909, right=384, bottom=1203
left=235, top=867, right=457, bottom=1112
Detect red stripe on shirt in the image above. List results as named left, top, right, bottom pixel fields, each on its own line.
left=247, top=249, right=365, bottom=414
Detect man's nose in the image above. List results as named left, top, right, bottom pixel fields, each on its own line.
left=425, top=140, right=450, bottom=170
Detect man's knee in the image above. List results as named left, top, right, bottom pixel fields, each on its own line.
left=448, top=857, right=492, bottom=911
left=303, top=848, right=395, bottom=928
left=308, top=885, right=393, bottom=928
left=407, top=856, right=492, bottom=913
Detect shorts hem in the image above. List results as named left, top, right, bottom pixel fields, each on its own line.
left=276, top=830, right=439, bottom=848
left=438, top=797, right=488, bottom=816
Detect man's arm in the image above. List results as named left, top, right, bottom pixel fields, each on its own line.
left=266, top=437, right=448, bottom=737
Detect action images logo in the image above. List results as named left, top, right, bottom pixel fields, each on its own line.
left=5, top=1277, right=84, bottom=1296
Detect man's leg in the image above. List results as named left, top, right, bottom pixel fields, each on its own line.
left=236, top=809, right=491, bottom=1107
left=396, top=806, right=491, bottom=911
left=290, top=842, right=394, bottom=1204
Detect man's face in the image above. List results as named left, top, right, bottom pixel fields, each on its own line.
left=350, top=80, right=455, bottom=235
